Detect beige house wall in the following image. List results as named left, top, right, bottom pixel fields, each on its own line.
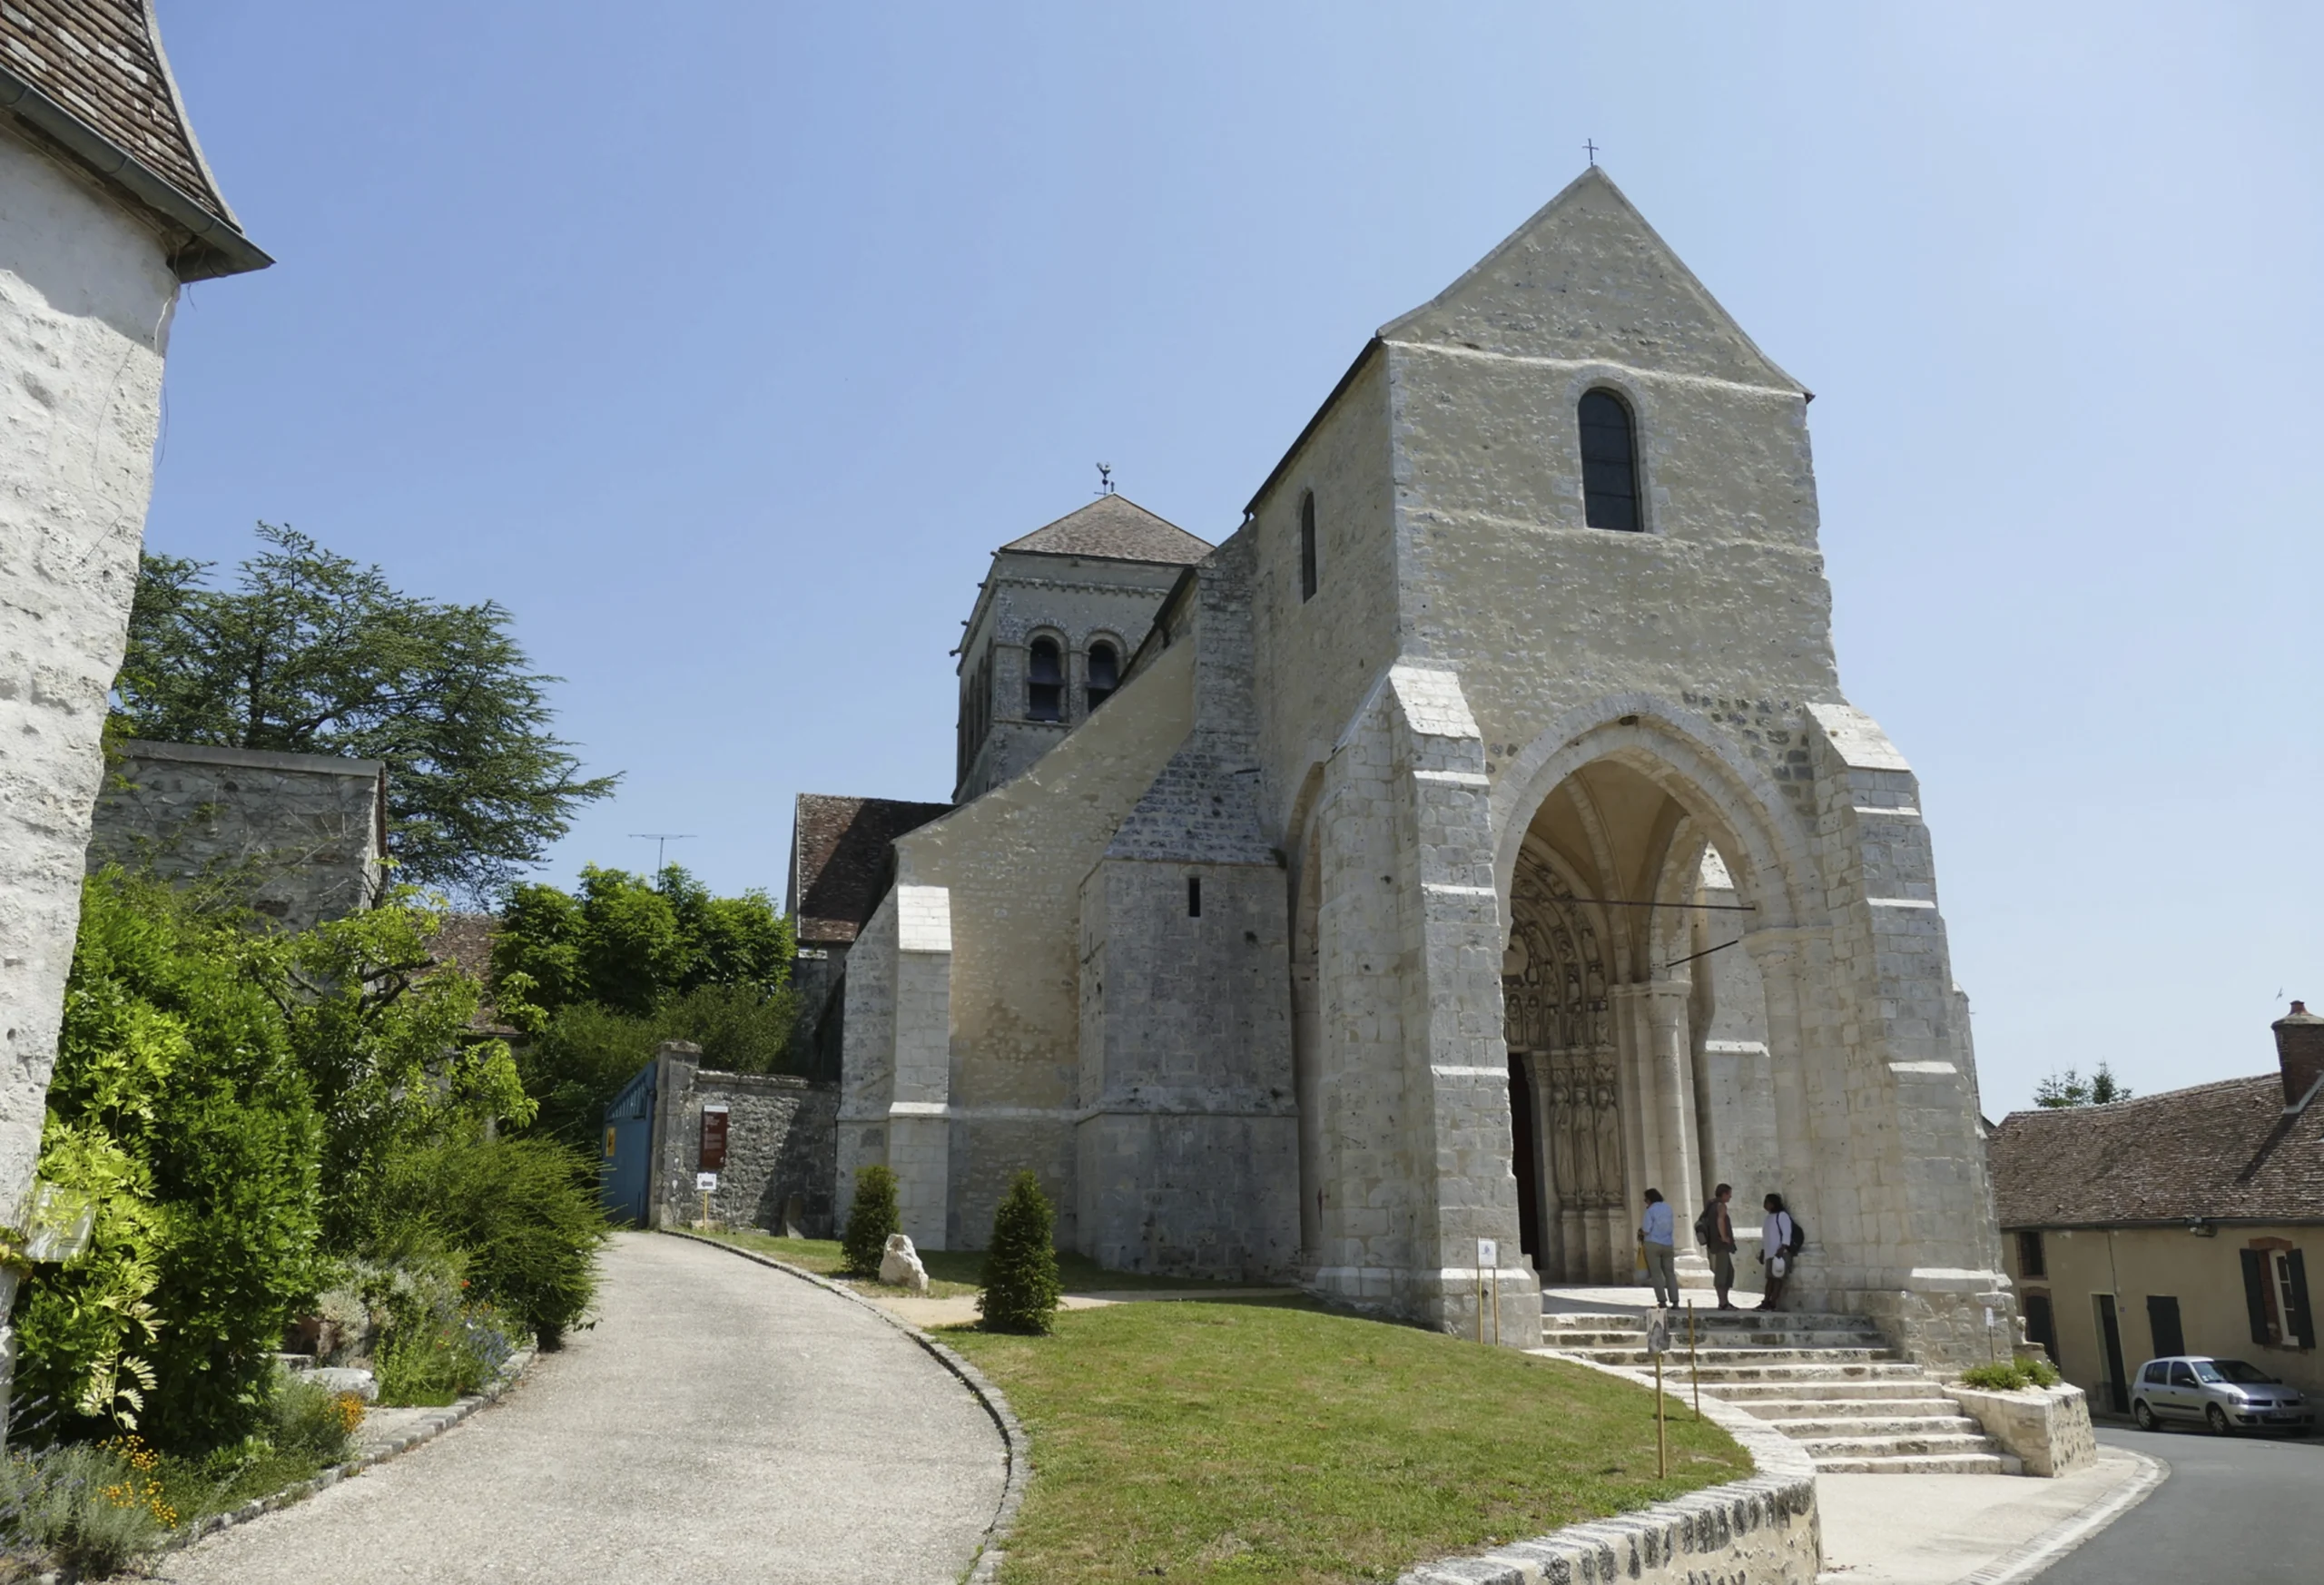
left=2004, top=1224, right=2324, bottom=1401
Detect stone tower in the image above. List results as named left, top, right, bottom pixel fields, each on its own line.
left=952, top=495, right=1210, bottom=802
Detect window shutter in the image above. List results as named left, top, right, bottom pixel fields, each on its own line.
left=2241, top=1248, right=2274, bottom=1345
left=2288, top=1250, right=2316, bottom=1350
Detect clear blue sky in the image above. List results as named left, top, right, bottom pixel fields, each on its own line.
left=147, top=4, right=2320, bottom=1114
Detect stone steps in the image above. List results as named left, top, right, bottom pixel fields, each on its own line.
left=1538, top=1309, right=2014, bottom=1475
left=1709, top=1381, right=1958, bottom=1404
left=1570, top=1345, right=1895, bottom=1369
left=1817, top=1451, right=2024, bottom=1475
left=1759, top=1413, right=1988, bottom=1439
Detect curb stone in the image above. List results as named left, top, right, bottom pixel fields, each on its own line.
left=162, top=1344, right=537, bottom=1557
left=1396, top=1350, right=1822, bottom=1585
left=665, top=1230, right=1029, bottom=1585
left=1945, top=1449, right=2168, bottom=1585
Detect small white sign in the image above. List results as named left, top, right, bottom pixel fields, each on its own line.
left=1477, top=1237, right=1499, bottom=1271
left=1646, top=1311, right=1672, bottom=1354
left=1984, top=1306, right=1995, bottom=1330
left=696, top=1172, right=719, bottom=1192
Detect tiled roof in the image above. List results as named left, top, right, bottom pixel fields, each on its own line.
left=1991, top=1075, right=2324, bottom=1227
left=1000, top=495, right=1213, bottom=566
left=0, top=2, right=265, bottom=278
left=788, top=794, right=950, bottom=946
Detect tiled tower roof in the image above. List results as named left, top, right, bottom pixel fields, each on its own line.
left=1000, top=495, right=1212, bottom=565
left=0, top=1, right=267, bottom=279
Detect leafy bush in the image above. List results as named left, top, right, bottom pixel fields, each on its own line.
left=378, top=1135, right=606, bottom=1346
left=263, top=1372, right=362, bottom=1464
left=15, top=871, right=324, bottom=1449
left=375, top=1299, right=516, bottom=1408
left=0, top=1437, right=172, bottom=1576
left=978, top=1172, right=1062, bottom=1335
left=842, top=1166, right=901, bottom=1278
left=1960, top=1356, right=2062, bottom=1392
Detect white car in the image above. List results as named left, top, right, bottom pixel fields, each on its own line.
left=2130, top=1355, right=2315, bottom=1434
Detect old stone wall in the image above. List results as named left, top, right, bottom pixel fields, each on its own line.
left=841, top=639, right=1197, bottom=1252
left=89, top=739, right=385, bottom=929
left=956, top=550, right=1189, bottom=802
left=647, top=1050, right=838, bottom=1236
left=0, top=128, right=182, bottom=1315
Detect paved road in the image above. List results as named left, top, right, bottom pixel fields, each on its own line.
left=158, top=1232, right=1008, bottom=1585
left=2034, top=1424, right=2324, bottom=1585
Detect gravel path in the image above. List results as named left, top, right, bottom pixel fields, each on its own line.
left=156, top=1231, right=1009, bottom=1585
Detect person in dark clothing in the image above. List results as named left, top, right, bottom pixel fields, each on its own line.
left=1698, top=1183, right=1738, bottom=1310
left=1758, top=1192, right=1797, bottom=1312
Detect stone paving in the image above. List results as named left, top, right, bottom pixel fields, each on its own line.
left=154, top=1231, right=1008, bottom=1585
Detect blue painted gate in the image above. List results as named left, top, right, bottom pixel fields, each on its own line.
left=602, top=1059, right=656, bottom=1226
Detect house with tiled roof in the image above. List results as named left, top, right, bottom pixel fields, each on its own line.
left=0, top=2, right=267, bottom=1306
left=1992, top=1004, right=2324, bottom=1410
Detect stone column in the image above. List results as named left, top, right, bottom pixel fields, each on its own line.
left=1743, top=928, right=1824, bottom=1242
left=1644, top=980, right=1712, bottom=1283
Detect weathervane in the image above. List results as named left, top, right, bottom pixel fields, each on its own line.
left=1096, top=462, right=1115, bottom=496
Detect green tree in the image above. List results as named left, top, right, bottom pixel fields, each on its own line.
left=2033, top=1061, right=2133, bottom=1108
left=978, top=1171, right=1062, bottom=1335
left=492, top=864, right=797, bottom=1145
left=112, top=524, right=617, bottom=900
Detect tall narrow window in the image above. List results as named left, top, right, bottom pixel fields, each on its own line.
left=1299, top=490, right=1318, bottom=601
left=1578, top=389, right=1640, bottom=531
left=2016, top=1230, right=2046, bottom=1279
left=1028, top=637, right=1063, bottom=722
left=1187, top=876, right=1202, bottom=917
left=1087, top=641, right=1118, bottom=711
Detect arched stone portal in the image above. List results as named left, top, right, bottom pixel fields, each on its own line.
left=1504, top=757, right=1773, bottom=1287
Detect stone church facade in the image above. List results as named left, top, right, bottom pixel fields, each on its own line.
left=806, top=169, right=2010, bottom=1363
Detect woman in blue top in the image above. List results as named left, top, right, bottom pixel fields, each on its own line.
left=1638, top=1188, right=1678, bottom=1309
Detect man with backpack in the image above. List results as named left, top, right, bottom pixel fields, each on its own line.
left=1695, top=1183, right=1739, bottom=1310
left=1759, top=1192, right=1804, bottom=1311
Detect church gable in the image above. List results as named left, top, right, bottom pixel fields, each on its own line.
left=1382, top=167, right=1802, bottom=392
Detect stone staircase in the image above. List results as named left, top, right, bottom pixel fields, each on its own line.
left=1536, top=1309, right=2021, bottom=1474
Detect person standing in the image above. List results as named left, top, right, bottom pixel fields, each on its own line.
left=1638, top=1187, right=1679, bottom=1309
left=1697, top=1183, right=1738, bottom=1310
left=1758, top=1192, right=1797, bottom=1312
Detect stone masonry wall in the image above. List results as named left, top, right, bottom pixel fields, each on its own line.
left=0, top=129, right=183, bottom=1339
left=90, top=739, right=385, bottom=930
left=651, top=1054, right=839, bottom=1236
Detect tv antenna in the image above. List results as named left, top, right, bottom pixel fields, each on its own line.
left=1096, top=462, right=1115, bottom=496
left=628, top=832, right=696, bottom=874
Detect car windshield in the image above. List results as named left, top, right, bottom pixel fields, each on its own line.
left=2193, top=1360, right=2279, bottom=1384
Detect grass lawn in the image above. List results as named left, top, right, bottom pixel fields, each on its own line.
left=694, top=1228, right=1265, bottom=1301
left=942, top=1299, right=1748, bottom=1585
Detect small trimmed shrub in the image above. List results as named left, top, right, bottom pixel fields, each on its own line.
left=842, top=1166, right=901, bottom=1278
left=1960, top=1356, right=2062, bottom=1392
left=978, top=1171, right=1062, bottom=1335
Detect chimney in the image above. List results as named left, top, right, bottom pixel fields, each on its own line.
left=2272, top=1000, right=2324, bottom=1108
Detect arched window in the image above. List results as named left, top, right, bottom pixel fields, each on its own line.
left=1028, top=636, right=1063, bottom=722
left=1299, top=490, right=1319, bottom=601
left=1087, top=640, right=1119, bottom=711
left=1578, top=389, right=1640, bottom=532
